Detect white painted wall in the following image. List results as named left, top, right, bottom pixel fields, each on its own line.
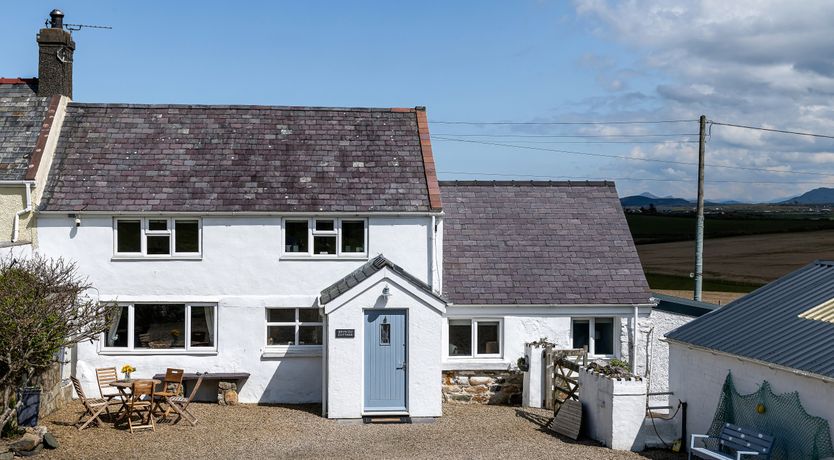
left=324, top=268, right=444, bottom=419
left=669, top=341, right=834, bottom=447
left=646, top=310, right=694, bottom=398
left=580, top=369, right=648, bottom=451
left=38, top=214, right=434, bottom=404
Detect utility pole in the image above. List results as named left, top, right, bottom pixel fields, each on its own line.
left=694, top=115, right=706, bottom=301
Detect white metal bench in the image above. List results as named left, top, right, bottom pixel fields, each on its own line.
left=690, top=423, right=774, bottom=460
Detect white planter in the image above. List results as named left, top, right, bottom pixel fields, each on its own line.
left=579, top=368, right=647, bottom=451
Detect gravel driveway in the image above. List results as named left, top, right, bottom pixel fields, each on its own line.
left=37, top=402, right=682, bottom=459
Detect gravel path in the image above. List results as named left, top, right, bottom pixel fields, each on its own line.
left=37, top=402, right=683, bottom=459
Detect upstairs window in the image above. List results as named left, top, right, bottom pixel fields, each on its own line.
left=114, top=218, right=201, bottom=258
left=282, top=218, right=367, bottom=257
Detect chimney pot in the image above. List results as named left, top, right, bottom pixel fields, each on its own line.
left=49, top=9, right=64, bottom=29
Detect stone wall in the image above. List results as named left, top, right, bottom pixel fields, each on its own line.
left=34, top=362, right=72, bottom=418
left=442, top=370, right=523, bottom=405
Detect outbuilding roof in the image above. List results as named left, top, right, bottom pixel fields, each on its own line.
left=0, top=79, right=50, bottom=181
left=319, top=254, right=445, bottom=305
left=41, top=104, right=441, bottom=213
left=440, top=181, right=651, bottom=306
left=666, top=260, right=834, bottom=379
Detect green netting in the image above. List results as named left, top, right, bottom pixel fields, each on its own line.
left=709, top=372, right=834, bottom=460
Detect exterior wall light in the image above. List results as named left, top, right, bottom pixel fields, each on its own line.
left=382, top=285, right=391, bottom=299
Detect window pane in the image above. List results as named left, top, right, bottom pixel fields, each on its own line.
left=380, top=323, right=391, bottom=345
left=148, top=219, right=168, bottom=231
left=448, top=320, right=472, bottom=356
left=175, top=220, right=200, bottom=253
left=298, top=309, right=321, bottom=322
left=342, top=220, right=365, bottom=253
left=298, top=325, right=322, bottom=345
left=285, top=221, right=308, bottom=253
left=147, top=235, right=170, bottom=255
left=477, top=321, right=500, bottom=355
left=116, top=220, right=141, bottom=253
left=105, top=306, right=129, bottom=347
left=134, top=304, right=186, bottom=349
left=267, top=326, right=295, bottom=345
left=315, top=219, right=335, bottom=231
left=190, top=306, right=215, bottom=347
left=594, top=318, right=614, bottom=355
left=268, top=308, right=295, bottom=323
left=313, top=236, right=336, bottom=254
left=572, top=320, right=590, bottom=350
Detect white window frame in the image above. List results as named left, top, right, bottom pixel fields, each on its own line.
left=113, top=217, right=202, bottom=259
left=281, top=217, right=368, bottom=259
left=264, top=307, right=324, bottom=354
left=100, top=302, right=218, bottom=354
left=447, top=318, right=503, bottom=359
left=571, top=317, right=617, bottom=358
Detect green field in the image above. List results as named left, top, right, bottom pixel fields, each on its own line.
left=645, top=273, right=761, bottom=293
left=626, top=214, right=834, bottom=244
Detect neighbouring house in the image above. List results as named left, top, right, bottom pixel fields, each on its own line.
left=667, top=260, right=834, bottom=455
left=7, top=10, right=656, bottom=420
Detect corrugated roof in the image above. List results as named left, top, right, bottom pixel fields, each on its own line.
left=652, top=292, right=718, bottom=317
left=440, top=181, right=651, bottom=305
left=319, top=254, right=446, bottom=305
left=666, top=260, right=834, bottom=379
left=798, top=298, right=834, bottom=324
left=41, top=104, right=440, bottom=212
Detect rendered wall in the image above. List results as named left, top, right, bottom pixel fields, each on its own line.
left=646, top=309, right=695, bottom=405
left=325, top=270, right=443, bottom=419
left=0, top=187, right=32, bottom=243
left=669, top=342, right=834, bottom=445
left=579, top=368, right=648, bottom=451
left=38, top=214, right=434, bottom=404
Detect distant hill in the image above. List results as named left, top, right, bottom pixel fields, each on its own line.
left=620, top=195, right=691, bottom=207
left=779, top=187, right=834, bottom=205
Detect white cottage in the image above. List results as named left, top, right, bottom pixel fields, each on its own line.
left=31, top=93, right=653, bottom=421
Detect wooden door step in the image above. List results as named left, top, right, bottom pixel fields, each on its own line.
left=362, top=415, right=412, bottom=424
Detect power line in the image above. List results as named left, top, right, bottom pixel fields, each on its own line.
left=432, top=136, right=834, bottom=178
left=437, top=170, right=834, bottom=185
left=430, top=119, right=698, bottom=126
left=433, top=133, right=699, bottom=138
left=439, top=139, right=699, bottom=145
left=710, top=121, right=834, bottom=140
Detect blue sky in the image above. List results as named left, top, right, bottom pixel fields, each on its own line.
left=3, top=1, right=834, bottom=201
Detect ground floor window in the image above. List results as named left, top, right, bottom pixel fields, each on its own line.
left=102, top=303, right=217, bottom=352
left=266, top=308, right=323, bottom=347
left=448, top=318, right=502, bottom=358
left=572, top=317, right=615, bottom=356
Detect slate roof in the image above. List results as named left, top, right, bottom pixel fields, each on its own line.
left=0, top=79, right=50, bottom=181
left=319, top=254, right=446, bottom=305
left=666, top=260, right=834, bottom=379
left=41, top=104, right=440, bottom=212
left=440, top=181, right=651, bottom=305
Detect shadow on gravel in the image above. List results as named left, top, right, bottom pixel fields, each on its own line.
left=254, top=402, right=321, bottom=416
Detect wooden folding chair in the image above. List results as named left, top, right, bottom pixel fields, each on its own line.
left=125, top=380, right=156, bottom=433
left=168, top=373, right=205, bottom=426
left=153, top=368, right=184, bottom=418
left=95, top=367, right=125, bottom=414
left=70, top=376, right=110, bottom=430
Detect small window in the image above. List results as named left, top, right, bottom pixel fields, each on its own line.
left=266, top=308, right=323, bottom=347
left=380, top=323, right=391, bottom=345
left=285, top=221, right=308, bottom=253
left=477, top=321, right=500, bottom=355
left=572, top=317, right=615, bottom=356
left=449, top=320, right=472, bottom=356
left=315, top=219, right=335, bottom=232
left=148, top=219, right=168, bottom=231
left=175, top=220, right=200, bottom=253
left=190, top=305, right=215, bottom=348
left=313, top=236, right=336, bottom=255
left=116, top=220, right=141, bottom=253
left=342, top=220, right=365, bottom=253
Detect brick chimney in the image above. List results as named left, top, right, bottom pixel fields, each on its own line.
left=36, top=9, right=75, bottom=98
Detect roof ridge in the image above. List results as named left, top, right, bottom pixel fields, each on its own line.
left=0, top=78, right=37, bottom=85
left=438, top=180, right=615, bottom=187
left=67, top=102, right=419, bottom=112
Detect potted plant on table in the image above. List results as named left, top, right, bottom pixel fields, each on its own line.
left=121, top=364, right=136, bottom=380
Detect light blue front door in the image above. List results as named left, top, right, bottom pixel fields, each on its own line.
left=364, top=309, right=407, bottom=412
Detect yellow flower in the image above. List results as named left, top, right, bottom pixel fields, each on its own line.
left=121, top=364, right=136, bottom=373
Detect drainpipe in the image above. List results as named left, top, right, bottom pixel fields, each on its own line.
left=12, top=183, right=32, bottom=243
left=429, top=215, right=436, bottom=290
left=631, top=305, right=639, bottom=371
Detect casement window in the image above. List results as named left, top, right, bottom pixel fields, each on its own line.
left=265, top=308, right=323, bottom=347
left=102, top=303, right=217, bottom=353
left=114, top=218, right=201, bottom=257
left=282, top=218, right=367, bottom=257
left=572, top=317, right=615, bottom=356
left=447, top=318, right=502, bottom=358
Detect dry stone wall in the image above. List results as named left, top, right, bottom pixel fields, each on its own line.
left=442, top=370, right=523, bottom=405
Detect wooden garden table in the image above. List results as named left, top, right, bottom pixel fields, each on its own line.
left=109, top=379, right=161, bottom=420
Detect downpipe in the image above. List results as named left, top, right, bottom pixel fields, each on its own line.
left=12, top=183, right=32, bottom=243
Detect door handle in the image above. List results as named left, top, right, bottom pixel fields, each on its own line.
left=397, top=362, right=407, bottom=370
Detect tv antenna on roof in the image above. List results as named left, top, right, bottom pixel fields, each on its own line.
left=45, top=9, right=112, bottom=31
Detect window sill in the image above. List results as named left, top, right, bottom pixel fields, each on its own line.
left=261, top=346, right=323, bottom=359
left=279, top=254, right=369, bottom=261
left=111, top=255, right=203, bottom=261
left=442, top=359, right=511, bottom=371
left=99, top=349, right=217, bottom=356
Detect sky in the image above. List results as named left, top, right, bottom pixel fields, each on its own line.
left=3, top=1, right=834, bottom=202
